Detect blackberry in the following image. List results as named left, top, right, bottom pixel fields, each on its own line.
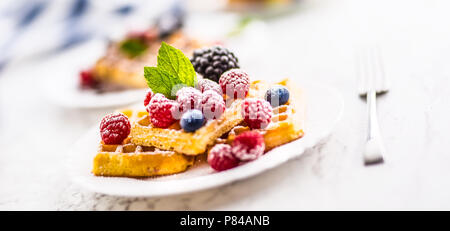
left=190, top=46, right=239, bottom=82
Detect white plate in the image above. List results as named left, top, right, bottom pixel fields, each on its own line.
left=67, top=81, right=344, bottom=197
left=39, top=39, right=147, bottom=109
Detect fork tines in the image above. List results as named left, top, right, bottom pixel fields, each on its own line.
left=356, top=46, right=390, bottom=96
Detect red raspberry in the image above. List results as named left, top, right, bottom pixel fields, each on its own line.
left=100, top=113, right=131, bottom=144
left=231, top=131, right=265, bottom=161
left=176, top=87, right=202, bottom=112
left=219, top=69, right=249, bottom=99
left=146, top=93, right=178, bottom=128
left=143, top=89, right=154, bottom=107
left=201, top=90, right=226, bottom=120
left=79, top=68, right=98, bottom=88
left=241, top=98, right=273, bottom=129
left=197, top=79, right=222, bottom=95
left=126, top=28, right=157, bottom=42
left=208, top=144, right=239, bottom=171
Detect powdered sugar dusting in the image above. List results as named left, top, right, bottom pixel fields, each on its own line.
left=242, top=98, right=273, bottom=129
left=232, top=143, right=265, bottom=161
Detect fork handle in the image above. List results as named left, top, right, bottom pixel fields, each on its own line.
left=364, top=90, right=385, bottom=165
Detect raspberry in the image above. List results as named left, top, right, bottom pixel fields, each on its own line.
left=143, top=89, right=154, bottom=107
left=197, top=79, right=222, bottom=95
left=231, top=131, right=265, bottom=161
left=208, top=144, right=239, bottom=171
left=219, top=69, right=249, bottom=99
left=146, top=93, right=178, bottom=128
left=201, top=90, right=226, bottom=120
left=176, top=87, right=202, bottom=112
left=241, top=98, right=273, bottom=129
left=126, top=28, right=157, bottom=42
left=79, top=68, right=98, bottom=89
left=100, top=113, right=131, bottom=144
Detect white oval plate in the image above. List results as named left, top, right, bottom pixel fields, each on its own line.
left=39, top=39, right=147, bottom=109
left=67, top=81, right=344, bottom=197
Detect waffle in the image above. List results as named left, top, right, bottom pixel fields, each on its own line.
left=92, top=109, right=194, bottom=177
left=130, top=99, right=244, bottom=155
left=225, top=78, right=305, bottom=150
left=92, top=31, right=204, bottom=89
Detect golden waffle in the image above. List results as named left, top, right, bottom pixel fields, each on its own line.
left=92, top=109, right=194, bottom=177
left=92, top=31, right=204, bottom=89
left=130, top=99, right=244, bottom=155
left=225, top=78, right=305, bottom=150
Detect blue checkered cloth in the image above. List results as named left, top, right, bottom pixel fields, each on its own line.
left=0, top=0, right=183, bottom=71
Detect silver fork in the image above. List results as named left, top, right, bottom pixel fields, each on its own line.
left=356, top=46, right=390, bottom=165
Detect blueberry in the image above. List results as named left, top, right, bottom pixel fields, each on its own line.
left=265, top=85, right=290, bottom=107
left=180, top=109, right=205, bottom=132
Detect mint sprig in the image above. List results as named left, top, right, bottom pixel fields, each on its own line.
left=144, top=42, right=197, bottom=99
left=119, top=39, right=148, bottom=58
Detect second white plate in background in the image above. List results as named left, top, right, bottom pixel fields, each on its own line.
left=39, top=39, right=147, bottom=109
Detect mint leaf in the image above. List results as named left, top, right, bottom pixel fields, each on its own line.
left=144, top=42, right=197, bottom=99
left=119, top=39, right=148, bottom=58
left=157, top=42, right=197, bottom=87
left=144, top=67, right=184, bottom=99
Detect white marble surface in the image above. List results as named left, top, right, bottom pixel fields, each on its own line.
left=1, top=0, right=450, bottom=210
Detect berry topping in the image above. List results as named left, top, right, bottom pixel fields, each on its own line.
left=79, top=68, right=98, bottom=89
left=146, top=93, right=178, bottom=128
left=100, top=113, right=131, bottom=144
left=196, top=78, right=223, bottom=95
left=201, top=90, right=226, bottom=120
left=265, top=85, right=290, bottom=107
left=208, top=144, right=239, bottom=171
left=180, top=109, right=205, bottom=132
left=241, top=98, right=273, bottom=129
left=231, top=131, right=265, bottom=161
left=126, top=29, right=158, bottom=42
left=144, top=89, right=154, bottom=107
left=190, top=46, right=239, bottom=82
left=176, top=87, right=202, bottom=112
left=219, top=69, right=250, bottom=99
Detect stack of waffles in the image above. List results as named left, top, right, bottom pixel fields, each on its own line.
left=92, top=31, right=204, bottom=89
left=92, top=79, right=305, bottom=177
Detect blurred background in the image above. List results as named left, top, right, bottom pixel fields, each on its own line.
left=1, top=0, right=450, bottom=210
